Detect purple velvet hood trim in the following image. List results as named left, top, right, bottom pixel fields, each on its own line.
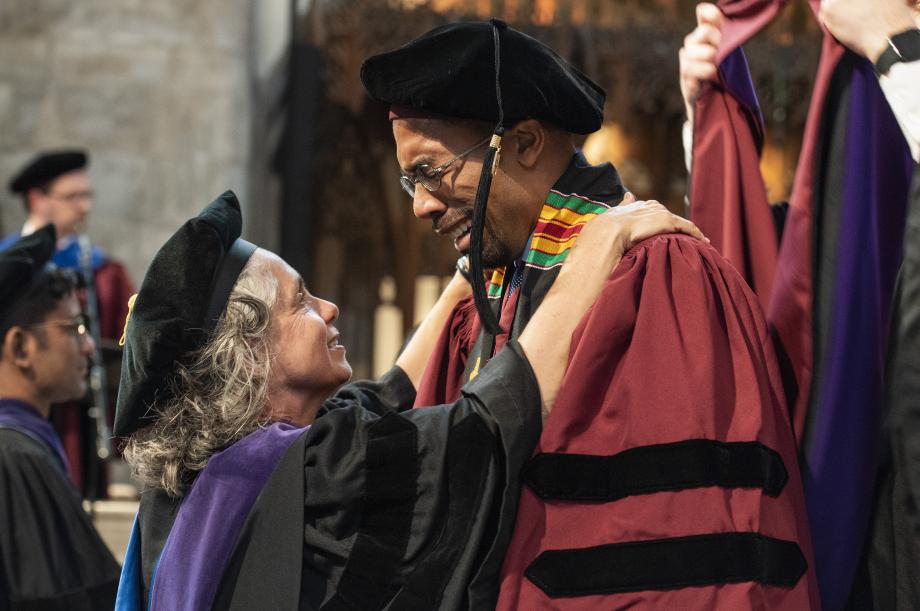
left=149, top=422, right=307, bottom=611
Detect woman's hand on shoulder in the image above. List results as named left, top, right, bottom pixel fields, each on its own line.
left=521, top=194, right=704, bottom=415
left=567, top=193, right=707, bottom=273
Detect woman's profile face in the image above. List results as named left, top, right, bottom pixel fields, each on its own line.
left=257, top=250, right=352, bottom=401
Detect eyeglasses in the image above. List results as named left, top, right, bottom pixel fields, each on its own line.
left=26, top=316, right=89, bottom=338
left=47, top=190, right=94, bottom=204
left=399, top=136, right=491, bottom=198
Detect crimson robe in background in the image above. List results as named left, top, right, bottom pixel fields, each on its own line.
left=54, top=259, right=133, bottom=495
left=416, top=155, right=818, bottom=609
left=689, top=5, right=780, bottom=310
left=689, top=2, right=916, bottom=608
left=94, top=261, right=135, bottom=341
left=689, top=0, right=789, bottom=429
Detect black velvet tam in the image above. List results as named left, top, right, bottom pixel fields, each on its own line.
left=360, top=20, right=605, bottom=134
left=0, top=225, right=56, bottom=320
left=114, top=191, right=256, bottom=437
left=8, top=150, right=88, bottom=193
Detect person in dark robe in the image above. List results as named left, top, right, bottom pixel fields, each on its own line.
left=360, top=19, right=820, bottom=609
left=820, top=0, right=920, bottom=611
left=0, top=225, right=120, bottom=610
left=112, top=190, right=701, bottom=610
left=2, top=150, right=135, bottom=495
left=680, top=2, right=919, bottom=608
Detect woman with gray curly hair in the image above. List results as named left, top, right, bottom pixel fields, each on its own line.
left=113, top=191, right=704, bottom=611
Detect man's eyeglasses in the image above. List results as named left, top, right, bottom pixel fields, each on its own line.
left=47, top=190, right=94, bottom=204
left=399, top=136, right=491, bottom=198
left=26, top=316, right=89, bottom=338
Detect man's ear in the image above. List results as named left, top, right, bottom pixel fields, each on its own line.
left=26, top=187, right=48, bottom=217
left=3, top=327, right=35, bottom=370
left=508, top=119, right=546, bottom=170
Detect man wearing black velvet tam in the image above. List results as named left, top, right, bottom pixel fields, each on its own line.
left=362, top=19, right=820, bottom=609
left=0, top=227, right=120, bottom=610
left=112, top=189, right=697, bottom=609
left=3, top=151, right=134, bottom=343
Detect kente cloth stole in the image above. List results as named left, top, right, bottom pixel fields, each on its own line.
left=487, top=189, right=612, bottom=300
left=470, top=190, right=613, bottom=377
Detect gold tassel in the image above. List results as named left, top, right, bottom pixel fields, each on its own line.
left=469, top=355, right=482, bottom=381
left=489, top=134, right=503, bottom=175
left=119, top=293, right=138, bottom=347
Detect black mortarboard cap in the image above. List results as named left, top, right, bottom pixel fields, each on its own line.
left=8, top=150, right=88, bottom=194
left=0, top=225, right=57, bottom=322
left=360, top=20, right=605, bottom=134
left=114, top=191, right=257, bottom=436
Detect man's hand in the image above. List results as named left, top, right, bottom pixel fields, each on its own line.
left=820, top=0, right=918, bottom=62
left=679, top=3, right=724, bottom=122
left=562, top=196, right=707, bottom=293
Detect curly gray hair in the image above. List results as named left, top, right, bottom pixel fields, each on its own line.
left=122, top=261, right=278, bottom=498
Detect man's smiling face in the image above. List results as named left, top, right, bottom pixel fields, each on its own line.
left=393, top=117, right=532, bottom=268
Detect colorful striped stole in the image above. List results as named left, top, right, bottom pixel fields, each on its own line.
left=487, top=190, right=612, bottom=298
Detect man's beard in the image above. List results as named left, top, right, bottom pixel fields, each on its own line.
left=434, top=206, right=518, bottom=269
left=478, top=222, right=517, bottom=269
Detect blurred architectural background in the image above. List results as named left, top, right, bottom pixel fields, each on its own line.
left=0, top=0, right=822, bottom=381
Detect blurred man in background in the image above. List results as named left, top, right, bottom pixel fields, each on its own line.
left=2, top=150, right=134, bottom=498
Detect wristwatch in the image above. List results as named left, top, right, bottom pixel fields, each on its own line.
left=456, top=255, right=471, bottom=283
left=875, top=28, right=920, bottom=76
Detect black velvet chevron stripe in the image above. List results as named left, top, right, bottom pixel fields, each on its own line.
left=387, top=413, right=495, bottom=609
left=320, top=412, right=419, bottom=611
left=522, top=439, right=788, bottom=501
left=525, top=532, right=808, bottom=598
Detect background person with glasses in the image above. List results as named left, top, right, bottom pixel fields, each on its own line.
left=1, top=149, right=135, bottom=498
left=0, top=225, right=120, bottom=610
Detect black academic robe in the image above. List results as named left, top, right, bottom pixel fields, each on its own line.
left=852, top=165, right=920, bottom=610
left=0, top=430, right=120, bottom=610
left=131, top=341, right=541, bottom=610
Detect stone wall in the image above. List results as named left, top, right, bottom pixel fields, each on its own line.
left=0, top=0, right=288, bottom=283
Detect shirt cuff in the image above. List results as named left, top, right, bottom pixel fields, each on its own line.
left=879, top=60, right=920, bottom=163
left=682, top=119, right=694, bottom=176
